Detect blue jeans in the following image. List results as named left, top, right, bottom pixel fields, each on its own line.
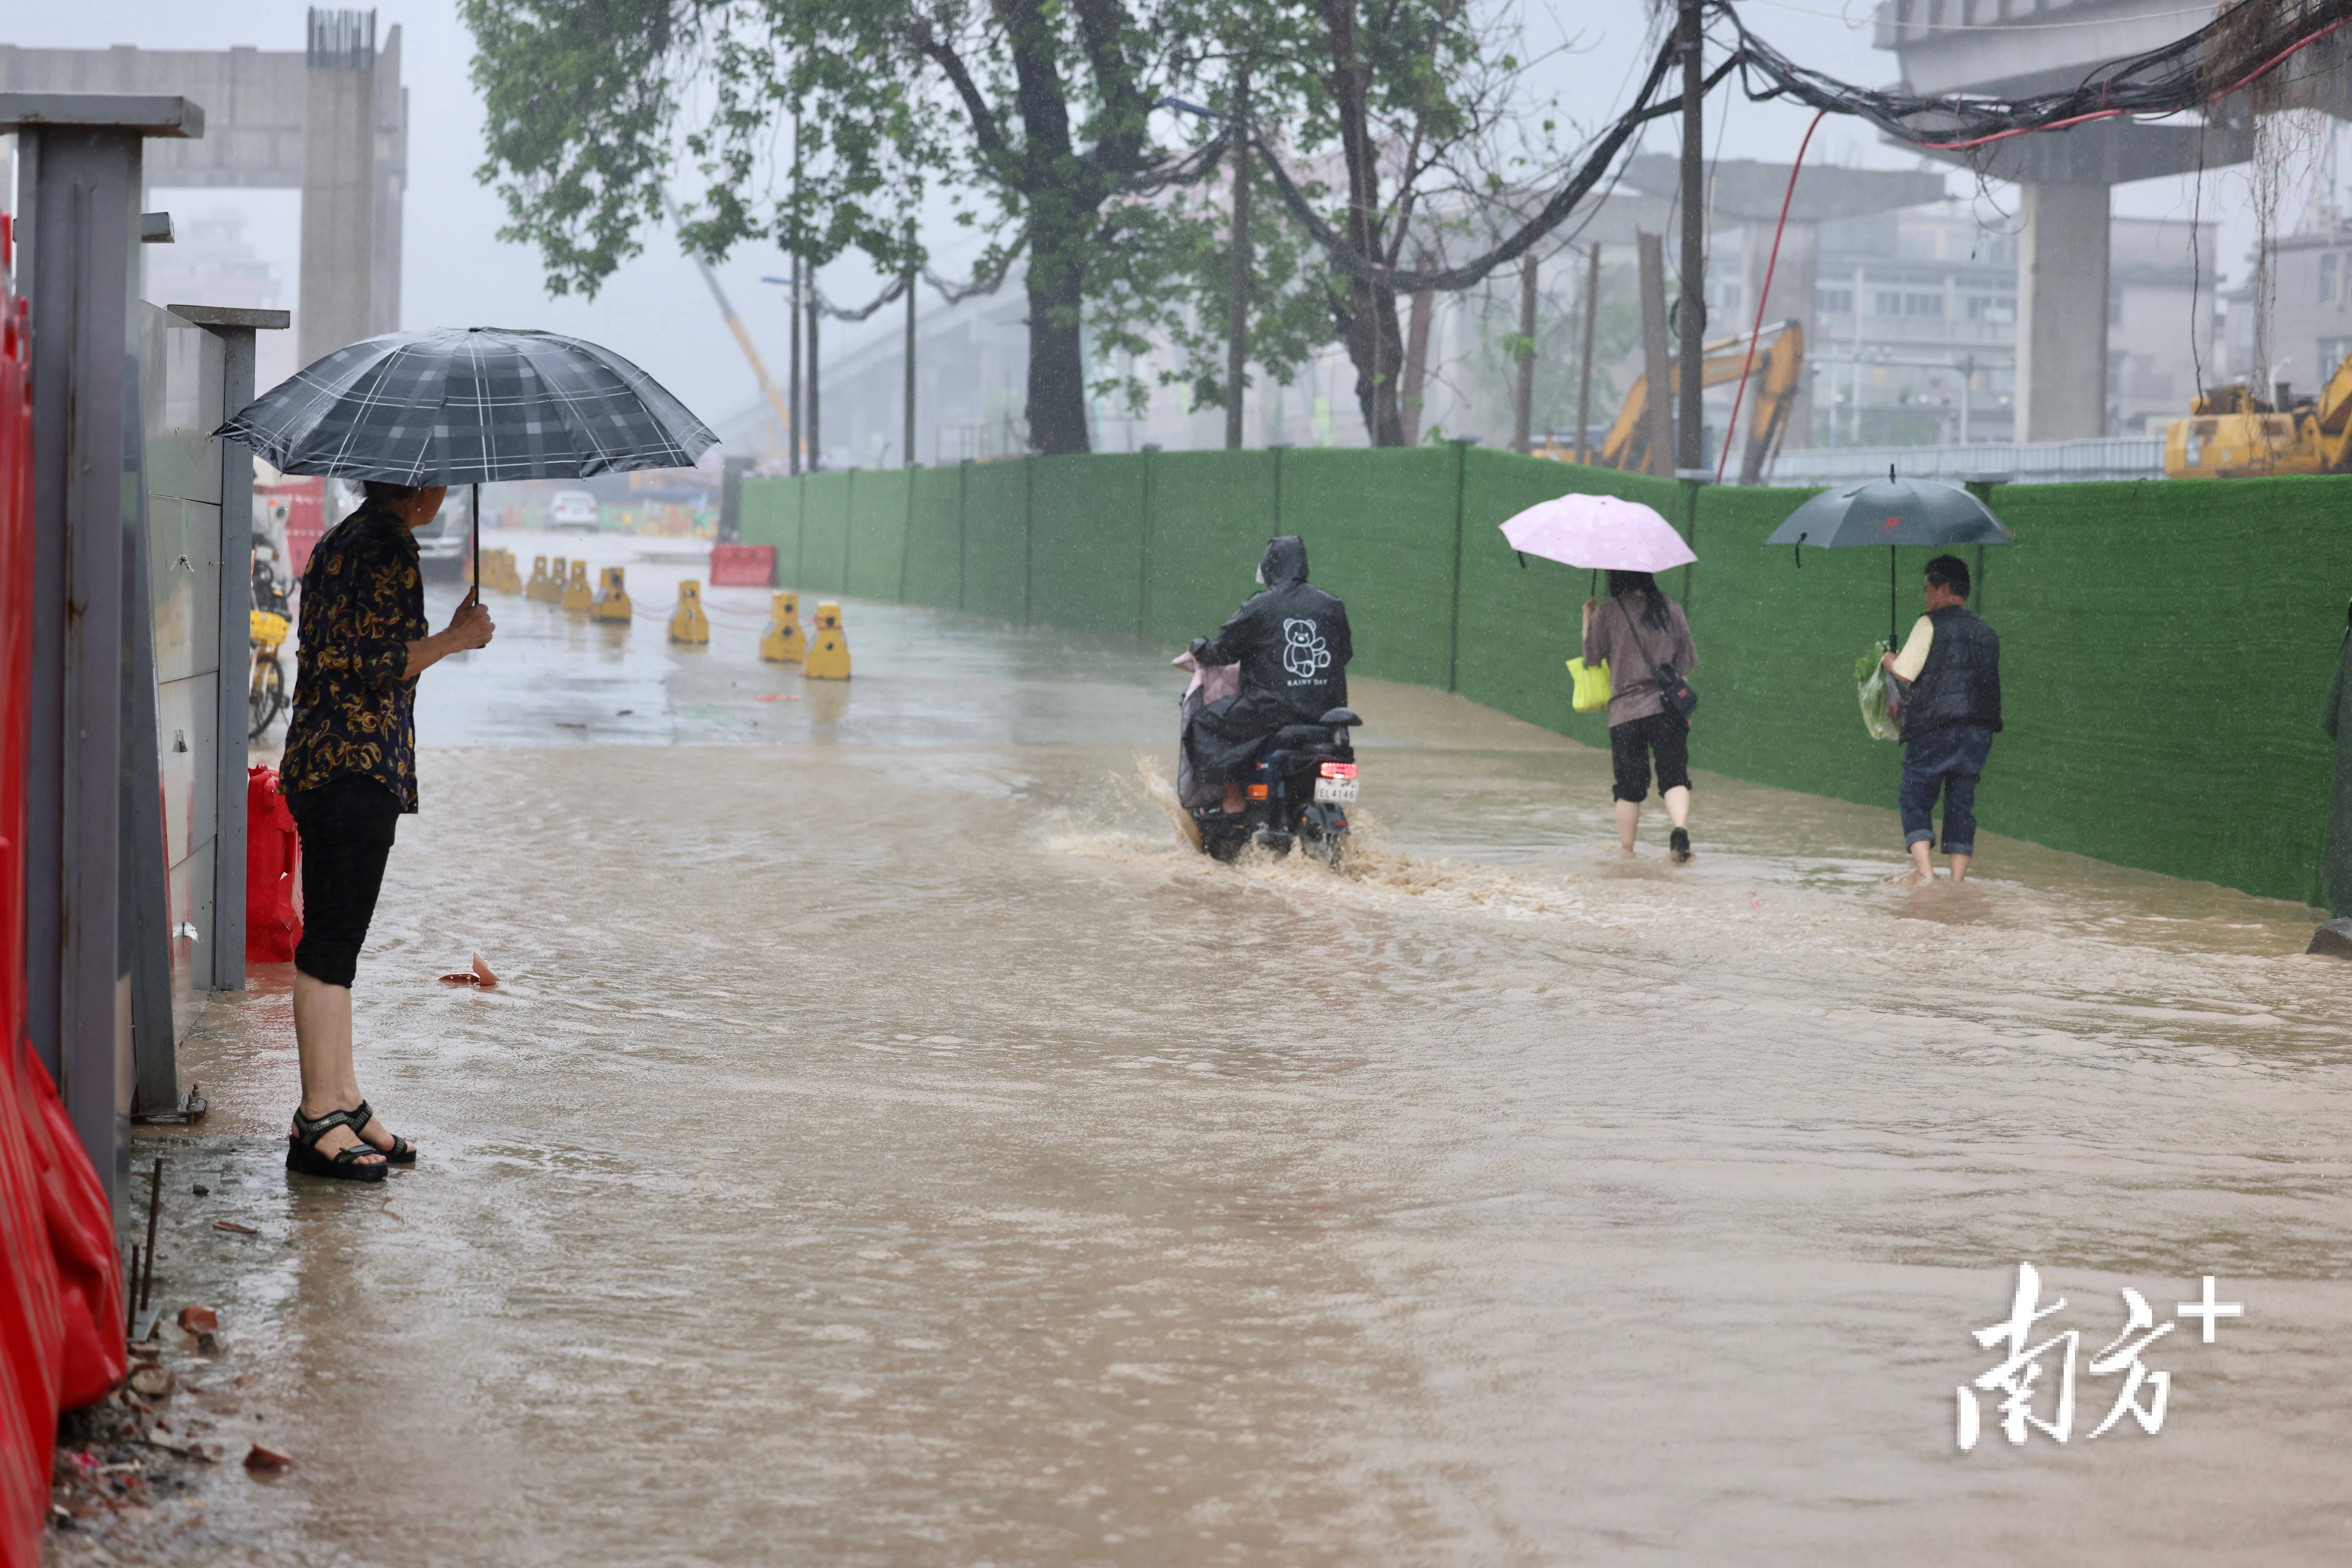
left=1900, top=724, right=1994, bottom=855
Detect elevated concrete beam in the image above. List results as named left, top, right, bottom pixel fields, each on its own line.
left=0, top=21, right=407, bottom=367
left=1915, top=118, right=2253, bottom=186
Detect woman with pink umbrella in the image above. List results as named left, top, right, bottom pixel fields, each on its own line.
left=1501, top=494, right=1701, bottom=863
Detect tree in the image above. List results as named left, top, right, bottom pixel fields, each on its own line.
left=467, top=0, right=1229, bottom=456
left=1251, top=0, right=1584, bottom=445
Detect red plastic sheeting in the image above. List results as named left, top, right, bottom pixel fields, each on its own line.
left=707, top=543, right=776, bottom=587
left=245, top=766, right=303, bottom=963
left=0, top=212, right=130, bottom=1568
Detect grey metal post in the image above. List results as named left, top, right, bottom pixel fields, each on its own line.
left=169, top=304, right=289, bottom=993
left=4, top=92, right=203, bottom=1206
left=1674, top=0, right=1706, bottom=475
left=1224, top=64, right=1251, bottom=451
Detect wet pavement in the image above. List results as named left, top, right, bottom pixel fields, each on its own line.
left=126, top=529, right=2352, bottom=1566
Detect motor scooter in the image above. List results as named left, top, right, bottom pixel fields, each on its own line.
left=1174, top=652, right=1360, bottom=862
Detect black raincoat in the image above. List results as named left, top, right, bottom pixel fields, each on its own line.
left=1183, top=537, right=1352, bottom=786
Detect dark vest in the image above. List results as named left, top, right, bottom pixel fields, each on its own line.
left=1902, top=605, right=2002, bottom=742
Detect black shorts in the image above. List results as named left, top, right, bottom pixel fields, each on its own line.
left=1609, top=711, right=1691, bottom=803
left=287, top=775, right=401, bottom=988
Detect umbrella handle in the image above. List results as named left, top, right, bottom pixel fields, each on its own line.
left=1515, top=551, right=1527, bottom=571
left=472, top=481, right=481, bottom=604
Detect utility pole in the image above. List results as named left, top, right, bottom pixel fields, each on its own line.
left=1512, top=251, right=1538, bottom=453
left=789, top=109, right=803, bottom=476
left=806, top=273, right=822, bottom=471
left=1675, top=0, right=1706, bottom=477
left=1576, top=242, right=1601, bottom=464
left=788, top=253, right=803, bottom=475
left=1637, top=232, right=1674, bottom=476
left=1225, top=63, right=1252, bottom=450
left=904, top=219, right=918, bottom=469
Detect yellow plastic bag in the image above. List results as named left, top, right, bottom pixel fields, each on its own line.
left=1566, top=656, right=1611, bottom=714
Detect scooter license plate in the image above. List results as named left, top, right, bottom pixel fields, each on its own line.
left=1314, top=777, right=1359, bottom=803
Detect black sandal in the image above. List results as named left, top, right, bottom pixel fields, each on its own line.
left=286, top=1107, right=390, bottom=1183
left=347, top=1100, right=417, bottom=1165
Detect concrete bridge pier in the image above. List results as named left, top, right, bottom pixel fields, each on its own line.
left=2015, top=181, right=2113, bottom=443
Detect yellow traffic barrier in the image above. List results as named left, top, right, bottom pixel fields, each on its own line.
left=759, top=590, right=806, bottom=663
left=481, top=548, right=522, bottom=594
left=668, top=579, right=710, bottom=645
left=591, top=566, right=633, bottom=623
left=804, top=600, right=850, bottom=680
left=560, top=559, right=593, bottom=612
left=525, top=555, right=552, bottom=601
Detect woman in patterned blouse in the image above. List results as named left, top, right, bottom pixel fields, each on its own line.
left=278, top=481, right=494, bottom=1181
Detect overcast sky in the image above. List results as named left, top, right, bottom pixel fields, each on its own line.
left=9, top=0, right=2312, bottom=427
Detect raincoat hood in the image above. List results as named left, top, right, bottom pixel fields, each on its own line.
left=1257, top=535, right=1309, bottom=588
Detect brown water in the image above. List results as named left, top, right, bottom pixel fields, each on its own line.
left=149, top=541, right=2352, bottom=1565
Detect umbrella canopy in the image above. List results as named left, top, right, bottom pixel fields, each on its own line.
left=1499, top=492, right=1696, bottom=572
left=1763, top=474, right=2013, bottom=550
left=217, top=326, right=716, bottom=485
left=1762, top=474, right=2014, bottom=649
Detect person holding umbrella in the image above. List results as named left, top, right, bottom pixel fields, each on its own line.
left=220, top=326, right=716, bottom=1181
left=1762, top=472, right=2013, bottom=883
left=273, top=481, right=493, bottom=1178
left=1499, top=493, right=1700, bottom=864
left=1582, top=571, right=1700, bottom=863
left=1880, top=553, right=2001, bottom=883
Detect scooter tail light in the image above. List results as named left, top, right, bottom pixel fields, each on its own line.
left=1246, top=783, right=1269, bottom=800
left=1318, top=762, right=1358, bottom=779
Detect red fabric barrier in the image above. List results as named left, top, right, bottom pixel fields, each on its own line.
left=707, top=544, right=775, bottom=587
left=0, top=208, right=130, bottom=1568
left=245, top=767, right=302, bottom=963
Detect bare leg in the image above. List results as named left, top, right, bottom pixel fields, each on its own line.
left=1663, top=786, right=1691, bottom=830
left=291, top=972, right=384, bottom=1166
left=1222, top=782, right=1245, bottom=814
left=1947, top=851, right=1971, bottom=883
left=1615, top=799, right=1640, bottom=854
left=1907, top=839, right=1936, bottom=880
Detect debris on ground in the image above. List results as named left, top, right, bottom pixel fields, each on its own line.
left=439, top=950, right=501, bottom=987
left=174, top=1308, right=217, bottom=1337
left=210, top=1221, right=255, bottom=1236
left=241, top=1444, right=292, bottom=1474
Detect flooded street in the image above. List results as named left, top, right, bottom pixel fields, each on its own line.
left=148, top=531, right=2352, bottom=1565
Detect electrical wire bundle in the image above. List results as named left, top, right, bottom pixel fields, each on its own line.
left=1727, top=0, right=2352, bottom=151
left=1245, top=0, right=2352, bottom=294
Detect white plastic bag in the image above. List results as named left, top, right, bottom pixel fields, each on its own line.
left=1856, top=642, right=1900, bottom=742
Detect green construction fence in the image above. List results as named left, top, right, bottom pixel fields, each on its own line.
left=738, top=450, right=2345, bottom=908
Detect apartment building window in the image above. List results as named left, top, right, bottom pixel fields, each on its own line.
left=1820, top=288, right=1853, bottom=314
left=2321, top=336, right=2352, bottom=374
left=1964, top=294, right=2015, bottom=322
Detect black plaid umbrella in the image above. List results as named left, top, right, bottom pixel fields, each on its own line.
left=218, top=326, right=717, bottom=586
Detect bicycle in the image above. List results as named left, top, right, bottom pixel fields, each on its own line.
left=249, top=556, right=293, bottom=740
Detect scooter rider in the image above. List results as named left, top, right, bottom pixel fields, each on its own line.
left=1185, top=535, right=1353, bottom=814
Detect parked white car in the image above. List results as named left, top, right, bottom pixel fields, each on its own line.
left=547, top=490, right=601, bottom=533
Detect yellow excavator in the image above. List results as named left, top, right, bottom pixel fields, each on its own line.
left=2165, top=350, right=2352, bottom=477
left=1534, top=320, right=1805, bottom=485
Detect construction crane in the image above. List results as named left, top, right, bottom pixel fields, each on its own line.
left=2165, top=349, right=2352, bottom=478
left=1537, top=320, right=1805, bottom=485
left=664, top=193, right=793, bottom=459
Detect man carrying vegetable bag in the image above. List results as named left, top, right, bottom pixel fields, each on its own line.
left=1880, top=554, right=2001, bottom=883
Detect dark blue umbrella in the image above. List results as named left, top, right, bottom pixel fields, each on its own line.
left=1765, top=472, right=2014, bottom=646
left=218, top=326, right=717, bottom=586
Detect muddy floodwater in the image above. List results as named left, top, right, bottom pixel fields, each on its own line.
left=148, top=533, right=2351, bottom=1565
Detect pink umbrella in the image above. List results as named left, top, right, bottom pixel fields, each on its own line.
left=1498, top=492, right=1696, bottom=572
